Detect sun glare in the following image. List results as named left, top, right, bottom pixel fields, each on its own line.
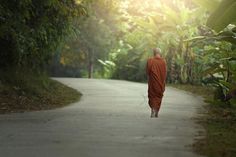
left=75, top=0, right=82, bottom=5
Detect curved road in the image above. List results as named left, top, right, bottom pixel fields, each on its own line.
left=0, top=78, right=205, bottom=157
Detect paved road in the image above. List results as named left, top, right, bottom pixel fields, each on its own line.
left=0, top=78, right=205, bottom=157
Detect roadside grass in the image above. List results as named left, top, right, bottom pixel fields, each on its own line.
left=170, top=84, right=236, bottom=157
left=169, top=84, right=214, bottom=97
left=0, top=69, right=81, bottom=114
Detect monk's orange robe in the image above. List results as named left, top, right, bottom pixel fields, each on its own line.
left=146, top=56, right=167, bottom=112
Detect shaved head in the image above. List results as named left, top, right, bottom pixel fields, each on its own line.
left=153, top=48, right=161, bottom=56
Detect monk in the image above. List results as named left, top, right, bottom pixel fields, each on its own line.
left=146, top=48, right=167, bottom=118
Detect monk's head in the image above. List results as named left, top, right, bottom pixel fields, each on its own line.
left=153, top=48, right=162, bottom=57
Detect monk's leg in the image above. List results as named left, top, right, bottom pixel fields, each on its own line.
left=151, top=109, right=155, bottom=118
left=148, top=97, right=163, bottom=118
left=154, top=98, right=162, bottom=118
left=148, top=100, right=156, bottom=118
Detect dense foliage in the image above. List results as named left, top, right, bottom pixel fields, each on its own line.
left=0, top=0, right=235, bottom=105
left=0, top=0, right=86, bottom=71
left=1, top=0, right=235, bottom=154
left=56, top=0, right=235, bottom=105
left=0, top=0, right=85, bottom=113
left=50, top=0, right=120, bottom=78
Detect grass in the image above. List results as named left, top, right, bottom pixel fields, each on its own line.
left=0, top=69, right=81, bottom=114
left=169, top=84, right=214, bottom=97
left=170, top=84, right=236, bottom=157
left=195, top=106, right=236, bottom=157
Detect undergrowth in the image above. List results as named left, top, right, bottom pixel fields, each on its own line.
left=170, top=84, right=236, bottom=157
left=0, top=68, right=81, bottom=114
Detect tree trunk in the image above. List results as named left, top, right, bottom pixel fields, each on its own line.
left=88, top=49, right=94, bottom=78
left=88, top=59, right=93, bottom=78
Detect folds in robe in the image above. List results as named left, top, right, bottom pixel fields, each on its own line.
left=146, top=57, right=167, bottom=111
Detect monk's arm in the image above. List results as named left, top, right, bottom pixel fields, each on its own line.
left=146, top=60, right=149, bottom=80
left=163, top=61, right=167, bottom=91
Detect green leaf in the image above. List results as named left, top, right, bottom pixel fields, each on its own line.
left=214, top=28, right=236, bottom=44
left=184, top=36, right=206, bottom=42
left=219, top=80, right=234, bottom=89
left=204, top=66, right=227, bottom=76
left=104, top=60, right=115, bottom=67
left=98, top=59, right=106, bottom=66
left=203, top=65, right=219, bottom=75
left=207, top=0, right=236, bottom=32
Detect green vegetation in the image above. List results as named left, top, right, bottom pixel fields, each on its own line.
left=0, top=0, right=85, bottom=113
left=171, top=84, right=236, bottom=157
left=0, top=0, right=236, bottom=155
left=195, top=105, right=236, bottom=157
left=51, top=0, right=120, bottom=78
left=0, top=0, right=86, bottom=70
left=54, top=0, right=236, bottom=105
left=0, top=70, right=81, bottom=113
left=169, top=84, right=214, bottom=98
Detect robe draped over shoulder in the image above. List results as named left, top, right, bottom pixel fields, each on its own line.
left=146, top=57, right=167, bottom=111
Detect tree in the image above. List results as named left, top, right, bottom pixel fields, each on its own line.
left=0, top=0, right=86, bottom=72
left=192, top=0, right=236, bottom=32
left=111, top=0, right=206, bottom=83
left=56, top=0, right=121, bottom=78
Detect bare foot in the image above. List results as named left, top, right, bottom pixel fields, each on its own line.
left=154, top=110, right=158, bottom=118
left=150, top=109, right=155, bottom=118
